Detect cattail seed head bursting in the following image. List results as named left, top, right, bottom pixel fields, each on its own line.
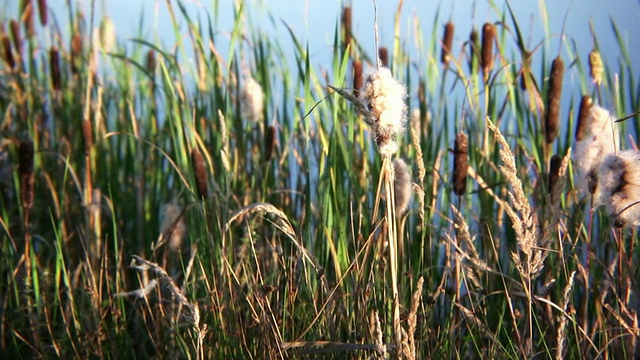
left=393, top=158, right=412, bottom=215
left=240, top=76, right=264, bottom=123
left=598, top=150, right=640, bottom=227
left=360, top=67, right=408, bottom=157
left=572, top=105, right=618, bottom=198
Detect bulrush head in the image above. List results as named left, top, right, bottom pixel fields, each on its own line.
left=572, top=105, right=618, bottom=198
left=240, top=76, right=264, bottom=123
left=598, top=150, right=640, bottom=227
left=341, top=5, right=352, bottom=55
left=1, top=34, right=15, bottom=69
left=190, top=148, right=208, bottom=199
left=468, top=28, right=478, bottom=72
left=9, top=20, right=22, bottom=61
left=393, top=158, right=412, bottom=215
left=378, top=47, right=389, bottom=68
left=49, top=46, right=61, bottom=91
left=453, top=131, right=469, bottom=196
left=441, top=21, right=454, bottom=67
left=352, top=59, right=363, bottom=98
left=480, top=22, right=495, bottom=82
left=82, top=119, right=92, bottom=156
left=589, top=49, right=604, bottom=86
left=544, top=56, right=564, bottom=144
left=360, top=67, right=408, bottom=157
left=36, top=0, right=47, bottom=26
left=264, top=125, right=276, bottom=162
left=574, top=95, right=592, bottom=142
left=548, top=154, right=562, bottom=196
left=70, top=31, right=82, bottom=74
left=146, top=49, right=156, bottom=75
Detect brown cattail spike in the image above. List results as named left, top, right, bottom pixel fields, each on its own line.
left=19, top=138, right=35, bottom=210
left=453, top=131, right=469, bottom=196
left=191, top=148, right=208, bottom=199
left=36, top=0, right=47, bottom=26
left=441, top=21, right=454, bottom=66
left=82, top=120, right=93, bottom=156
left=545, top=56, right=564, bottom=144
left=70, top=31, right=82, bottom=74
left=589, top=49, right=603, bottom=86
left=146, top=49, right=156, bottom=75
left=49, top=46, right=61, bottom=90
left=341, top=6, right=352, bottom=56
left=481, top=23, right=495, bottom=83
left=352, top=59, right=363, bottom=98
left=378, top=47, right=389, bottom=68
left=2, top=35, right=15, bottom=69
left=548, top=154, right=562, bottom=196
left=575, top=95, right=592, bottom=142
left=264, top=125, right=276, bottom=162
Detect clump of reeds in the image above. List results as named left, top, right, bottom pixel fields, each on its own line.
left=574, top=95, right=592, bottom=142
left=481, top=23, right=495, bottom=83
left=441, top=21, right=454, bottom=67
left=544, top=56, right=564, bottom=144
left=240, top=76, right=264, bottom=123
left=589, top=49, right=604, bottom=86
left=453, top=131, right=468, bottom=196
left=191, top=148, right=208, bottom=199
left=573, top=105, right=618, bottom=198
left=597, top=150, right=640, bottom=227
left=360, top=67, right=407, bottom=157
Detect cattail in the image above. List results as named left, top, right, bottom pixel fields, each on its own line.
left=19, top=138, right=34, bottom=210
left=378, top=47, right=389, bottom=68
left=573, top=105, right=618, bottom=198
left=146, top=49, right=156, bottom=75
left=548, top=154, right=562, bottom=196
left=1, top=35, right=15, bottom=69
left=21, top=0, right=35, bottom=38
left=598, top=150, right=640, bottom=227
left=82, top=119, right=93, bottom=156
left=9, top=20, right=22, bottom=61
left=49, top=46, right=61, bottom=91
left=70, top=31, right=82, bottom=74
left=441, top=21, right=454, bottom=66
left=353, top=59, right=363, bottom=98
left=98, top=17, right=115, bottom=52
left=481, top=23, right=495, bottom=82
left=453, top=131, right=469, bottom=196
left=588, top=49, right=604, bottom=86
left=264, top=125, right=276, bottom=162
left=468, top=28, right=478, bottom=72
left=544, top=56, right=564, bottom=144
left=36, top=0, right=47, bottom=26
left=191, top=148, right=208, bottom=199
left=341, top=6, right=352, bottom=55
left=520, top=50, right=532, bottom=90
left=574, top=95, right=592, bottom=142
left=393, top=158, right=412, bottom=215
left=240, top=76, right=264, bottom=123
left=360, top=67, right=408, bottom=157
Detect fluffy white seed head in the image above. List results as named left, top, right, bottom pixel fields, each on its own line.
left=240, top=76, right=264, bottom=123
left=393, top=158, right=412, bottom=215
left=360, top=67, right=407, bottom=157
left=572, top=105, right=619, bottom=199
left=598, top=150, right=640, bottom=227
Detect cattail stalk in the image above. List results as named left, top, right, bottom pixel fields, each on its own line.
left=481, top=23, right=495, bottom=83
left=191, top=148, right=208, bottom=199
left=544, top=56, right=564, bottom=145
left=441, top=21, right=454, bottom=67
left=49, top=46, right=61, bottom=91
left=453, top=131, right=469, bottom=196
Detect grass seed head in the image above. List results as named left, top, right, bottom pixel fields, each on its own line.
left=575, top=95, right=592, bottom=142
left=240, top=76, right=264, bottom=123
left=598, top=150, right=640, bottom=227
left=360, top=67, right=407, bottom=157
left=441, top=21, right=455, bottom=66
left=393, top=158, right=412, bottom=215
left=453, top=131, right=469, bottom=196
left=191, top=148, right=208, bottom=200
left=545, top=56, right=564, bottom=144
left=481, top=23, right=495, bottom=82
left=19, top=138, right=34, bottom=210
left=589, top=49, right=604, bottom=86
